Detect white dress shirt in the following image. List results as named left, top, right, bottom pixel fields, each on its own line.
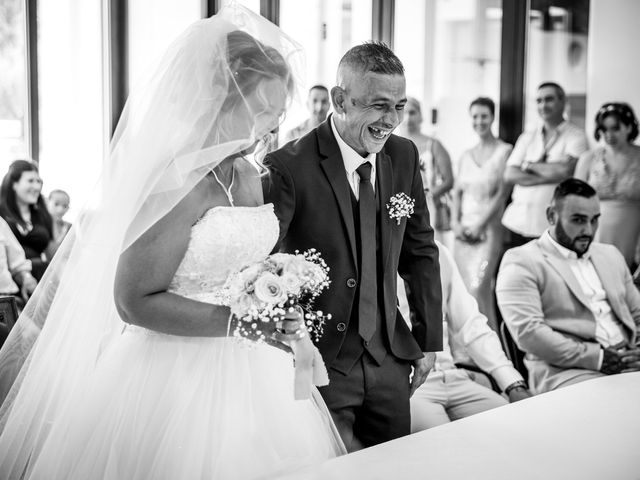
left=330, top=116, right=376, bottom=199
left=502, top=121, right=588, bottom=237
left=545, top=231, right=626, bottom=354
left=398, top=241, right=523, bottom=391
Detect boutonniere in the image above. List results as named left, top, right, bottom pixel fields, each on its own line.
left=386, top=192, right=415, bottom=225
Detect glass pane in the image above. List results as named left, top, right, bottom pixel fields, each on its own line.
left=279, top=0, right=372, bottom=140
left=222, top=0, right=260, bottom=14
left=524, top=0, right=590, bottom=130
left=128, top=0, right=202, bottom=88
left=394, top=0, right=503, bottom=164
left=0, top=0, right=29, bottom=171
left=37, top=0, right=104, bottom=220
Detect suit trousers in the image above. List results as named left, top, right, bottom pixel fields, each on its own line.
left=409, top=369, right=507, bottom=432
left=318, top=352, right=412, bottom=451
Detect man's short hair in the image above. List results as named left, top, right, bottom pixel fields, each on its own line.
left=552, top=178, right=597, bottom=205
left=337, top=42, right=404, bottom=79
left=308, top=84, right=328, bottom=95
left=538, top=82, right=565, bottom=100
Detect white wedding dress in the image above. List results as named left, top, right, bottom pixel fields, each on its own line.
left=24, top=204, right=344, bottom=479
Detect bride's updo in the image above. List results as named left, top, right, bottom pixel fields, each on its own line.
left=218, top=31, right=294, bottom=143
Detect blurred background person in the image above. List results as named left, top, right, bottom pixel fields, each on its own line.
left=575, top=102, right=640, bottom=270
left=502, top=82, right=588, bottom=249
left=452, top=97, right=512, bottom=331
left=282, top=84, right=330, bottom=143
left=47, top=189, right=72, bottom=257
left=0, top=216, right=37, bottom=306
left=398, top=96, right=454, bottom=248
left=0, top=160, right=54, bottom=281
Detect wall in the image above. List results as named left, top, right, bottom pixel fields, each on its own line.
left=586, top=0, right=640, bottom=146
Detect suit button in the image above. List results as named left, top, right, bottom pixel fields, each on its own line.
left=337, top=322, right=346, bottom=332
left=346, top=278, right=357, bottom=288
left=364, top=340, right=369, bottom=347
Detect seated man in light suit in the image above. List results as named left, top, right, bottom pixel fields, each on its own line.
left=496, top=178, right=640, bottom=394
left=399, top=242, right=531, bottom=432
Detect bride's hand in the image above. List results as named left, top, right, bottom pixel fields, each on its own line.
left=271, top=306, right=310, bottom=348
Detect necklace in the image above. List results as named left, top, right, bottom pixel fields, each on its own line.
left=211, top=164, right=235, bottom=207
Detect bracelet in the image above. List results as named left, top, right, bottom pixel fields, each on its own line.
left=504, top=380, right=527, bottom=395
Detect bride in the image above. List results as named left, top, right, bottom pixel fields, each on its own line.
left=0, top=5, right=344, bottom=479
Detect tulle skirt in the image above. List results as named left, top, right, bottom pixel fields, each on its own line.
left=20, top=326, right=344, bottom=479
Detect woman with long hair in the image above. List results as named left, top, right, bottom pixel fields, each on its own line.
left=0, top=160, right=54, bottom=281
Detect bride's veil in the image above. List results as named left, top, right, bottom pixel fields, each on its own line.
left=0, top=4, right=303, bottom=474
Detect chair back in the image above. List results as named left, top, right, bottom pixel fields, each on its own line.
left=499, top=321, right=528, bottom=379
left=0, top=296, right=19, bottom=349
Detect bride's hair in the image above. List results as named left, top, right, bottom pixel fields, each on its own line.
left=224, top=30, right=293, bottom=111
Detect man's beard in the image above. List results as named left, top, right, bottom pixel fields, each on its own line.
left=555, top=220, right=593, bottom=257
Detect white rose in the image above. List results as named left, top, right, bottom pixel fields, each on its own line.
left=253, top=272, right=288, bottom=305
left=281, top=272, right=303, bottom=295
left=239, top=263, right=264, bottom=293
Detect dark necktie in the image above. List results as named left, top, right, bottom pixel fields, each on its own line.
left=356, top=162, right=377, bottom=342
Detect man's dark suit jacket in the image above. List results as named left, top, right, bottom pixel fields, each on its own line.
left=264, top=119, right=443, bottom=367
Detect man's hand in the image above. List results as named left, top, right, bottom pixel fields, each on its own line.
left=601, top=347, right=640, bottom=375
left=507, top=386, right=532, bottom=403
left=410, top=351, right=436, bottom=397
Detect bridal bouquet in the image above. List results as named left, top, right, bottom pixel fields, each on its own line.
left=225, top=248, right=332, bottom=343
left=225, top=249, right=332, bottom=399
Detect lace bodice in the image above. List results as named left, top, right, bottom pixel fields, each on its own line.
left=588, top=148, right=640, bottom=202
left=167, top=204, right=279, bottom=305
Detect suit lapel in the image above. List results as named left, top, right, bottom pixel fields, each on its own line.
left=377, top=150, right=393, bottom=270
left=537, top=235, right=592, bottom=310
left=589, top=247, right=635, bottom=334
left=317, top=119, right=358, bottom=267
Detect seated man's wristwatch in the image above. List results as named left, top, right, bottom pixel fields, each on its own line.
left=504, top=380, right=528, bottom=395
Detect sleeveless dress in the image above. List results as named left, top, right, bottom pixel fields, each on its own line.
left=25, top=204, right=344, bottom=479
left=587, top=148, right=640, bottom=268
left=453, top=141, right=511, bottom=331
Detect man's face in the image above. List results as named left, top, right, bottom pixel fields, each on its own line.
left=333, top=72, right=406, bottom=156
left=307, top=88, right=330, bottom=123
left=403, top=101, right=422, bottom=131
left=536, top=86, right=565, bottom=123
left=549, top=194, right=600, bottom=256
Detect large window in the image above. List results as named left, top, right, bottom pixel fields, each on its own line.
left=394, top=0, right=503, bottom=164
left=128, top=0, right=201, bottom=88
left=523, top=0, right=590, bottom=130
left=37, top=0, right=104, bottom=220
left=0, top=0, right=29, bottom=172
left=279, top=0, right=372, bottom=136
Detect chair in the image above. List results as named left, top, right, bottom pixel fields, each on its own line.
left=499, top=321, right=528, bottom=379
left=455, top=362, right=501, bottom=393
left=0, top=296, right=19, bottom=349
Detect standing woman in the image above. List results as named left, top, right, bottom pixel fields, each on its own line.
left=575, top=102, right=640, bottom=269
left=398, top=97, right=454, bottom=247
left=0, top=160, right=54, bottom=280
left=452, top=97, right=512, bottom=331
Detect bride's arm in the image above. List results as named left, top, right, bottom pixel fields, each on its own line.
left=114, top=179, right=232, bottom=337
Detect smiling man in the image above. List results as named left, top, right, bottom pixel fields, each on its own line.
left=496, top=178, right=640, bottom=394
left=263, top=42, right=442, bottom=450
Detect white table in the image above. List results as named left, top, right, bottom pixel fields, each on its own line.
left=284, top=372, right=640, bottom=479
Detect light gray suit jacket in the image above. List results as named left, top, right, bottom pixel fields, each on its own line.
left=496, top=233, right=640, bottom=393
